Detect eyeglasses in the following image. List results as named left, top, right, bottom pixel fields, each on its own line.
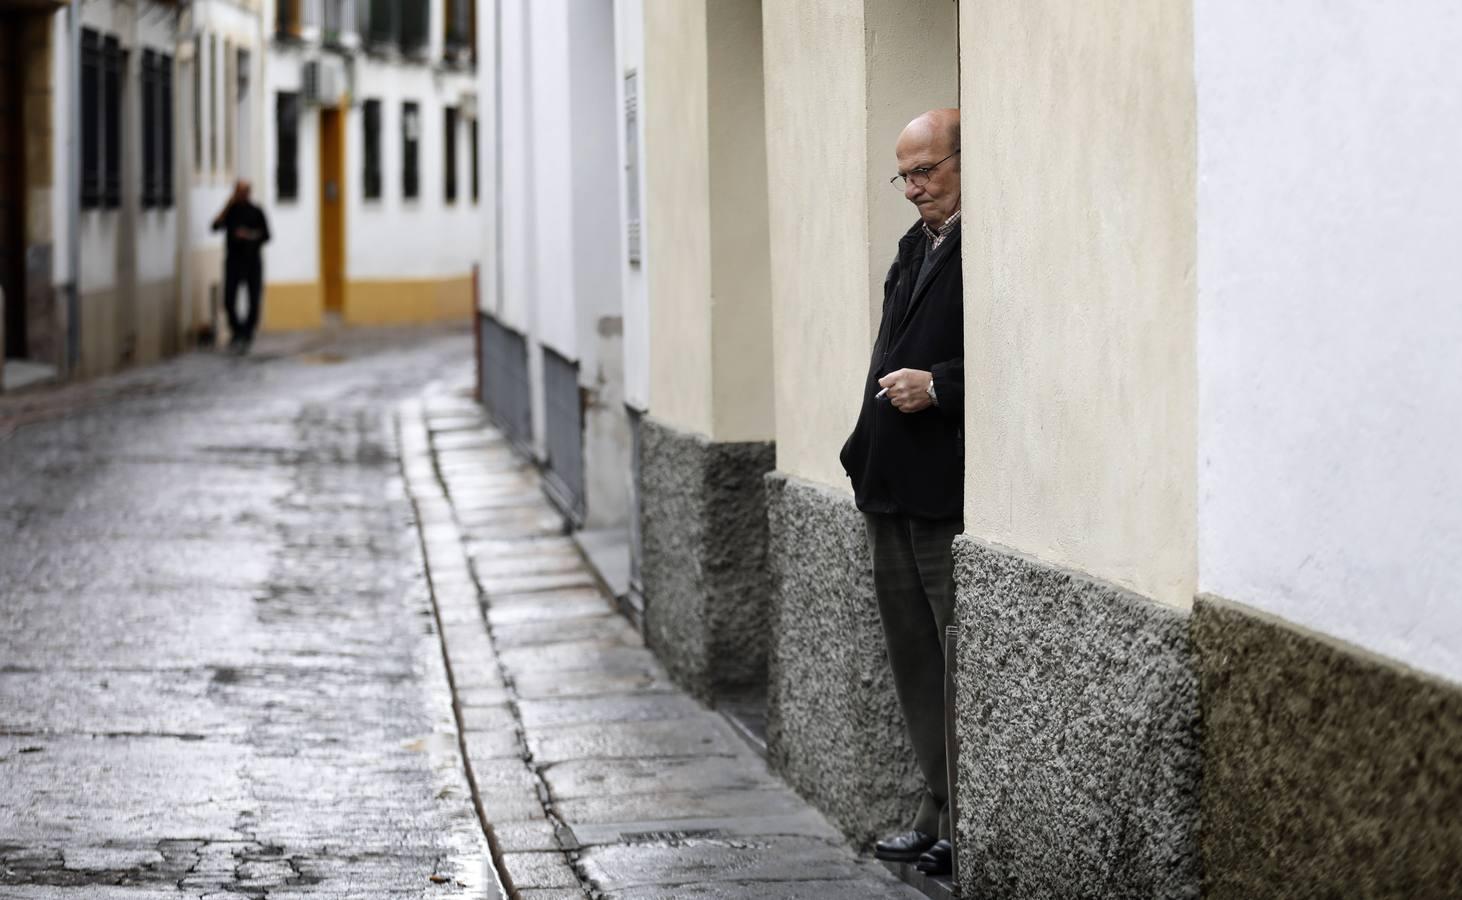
left=889, top=150, right=959, bottom=191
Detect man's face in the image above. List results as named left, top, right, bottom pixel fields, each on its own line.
left=235, top=180, right=252, bottom=203
left=895, top=128, right=960, bottom=228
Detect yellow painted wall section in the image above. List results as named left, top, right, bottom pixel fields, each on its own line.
left=961, top=2, right=1198, bottom=607
left=644, top=0, right=715, bottom=438
left=707, top=0, right=775, bottom=444
left=764, top=0, right=870, bottom=491
left=261, top=281, right=325, bottom=332
left=343, top=276, right=474, bottom=325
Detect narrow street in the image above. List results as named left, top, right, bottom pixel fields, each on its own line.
left=0, top=328, right=492, bottom=898
left=0, top=328, right=921, bottom=899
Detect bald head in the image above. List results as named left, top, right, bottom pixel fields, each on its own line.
left=898, top=108, right=959, bottom=158
left=894, top=108, right=961, bottom=227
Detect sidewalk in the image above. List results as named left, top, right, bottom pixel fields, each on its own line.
left=399, top=387, right=923, bottom=899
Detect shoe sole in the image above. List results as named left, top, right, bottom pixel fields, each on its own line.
left=874, top=849, right=932, bottom=863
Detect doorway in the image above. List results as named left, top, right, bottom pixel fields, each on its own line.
left=0, top=19, right=27, bottom=361
left=318, top=107, right=345, bottom=313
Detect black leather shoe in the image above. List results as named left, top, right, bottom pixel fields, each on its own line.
left=915, top=839, right=952, bottom=876
left=874, top=829, right=936, bottom=862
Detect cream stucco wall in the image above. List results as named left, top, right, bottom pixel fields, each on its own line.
left=960, top=1, right=1198, bottom=607
left=644, top=0, right=714, bottom=437
left=765, top=0, right=957, bottom=491
left=706, top=0, right=773, bottom=443
left=645, top=0, right=772, bottom=443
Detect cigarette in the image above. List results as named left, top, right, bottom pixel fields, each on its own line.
left=875, top=387, right=889, bottom=399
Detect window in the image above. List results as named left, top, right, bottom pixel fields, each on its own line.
left=470, top=118, right=479, bottom=203
left=276, top=91, right=300, bottom=200
left=103, top=35, right=123, bottom=208
left=161, top=55, right=174, bottom=205
left=80, top=29, right=101, bottom=208
left=400, top=0, right=430, bottom=57
left=366, top=0, right=398, bottom=48
left=362, top=99, right=382, bottom=199
left=141, top=50, right=174, bottom=208
left=444, top=0, right=473, bottom=62
left=277, top=0, right=302, bottom=38
left=402, top=101, right=420, bottom=199
left=444, top=106, right=457, bottom=203
left=81, top=30, right=124, bottom=211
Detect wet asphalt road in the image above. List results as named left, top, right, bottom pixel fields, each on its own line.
left=0, top=328, right=491, bottom=898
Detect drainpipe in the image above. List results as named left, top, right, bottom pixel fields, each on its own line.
left=66, top=0, right=82, bottom=374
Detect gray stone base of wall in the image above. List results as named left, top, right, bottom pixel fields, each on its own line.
left=1193, top=595, right=1462, bottom=898
left=952, top=536, right=1202, bottom=899
left=639, top=417, right=774, bottom=700
left=764, top=472, right=921, bottom=849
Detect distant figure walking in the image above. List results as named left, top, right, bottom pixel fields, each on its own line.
left=211, top=180, right=271, bottom=353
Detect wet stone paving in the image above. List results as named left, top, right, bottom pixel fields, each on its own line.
left=0, top=327, right=922, bottom=899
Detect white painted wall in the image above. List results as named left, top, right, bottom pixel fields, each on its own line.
left=614, top=0, right=649, bottom=412
left=346, top=62, right=481, bottom=281
left=526, top=0, right=576, bottom=362
left=259, top=33, right=482, bottom=287
left=70, top=1, right=180, bottom=293
left=261, top=44, right=317, bottom=283
left=1196, top=1, right=1462, bottom=682
left=494, top=0, right=536, bottom=334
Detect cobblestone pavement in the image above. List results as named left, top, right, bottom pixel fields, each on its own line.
left=0, top=327, right=499, bottom=899
left=401, top=392, right=923, bottom=899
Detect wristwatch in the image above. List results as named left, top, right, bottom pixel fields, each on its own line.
left=926, top=377, right=938, bottom=406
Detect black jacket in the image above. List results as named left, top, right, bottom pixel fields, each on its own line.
left=839, top=219, right=964, bottom=520
left=213, top=201, right=271, bottom=268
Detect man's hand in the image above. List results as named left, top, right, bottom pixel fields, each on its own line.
left=233, top=227, right=260, bottom=241
left=877, top=368, right=934, bottom=413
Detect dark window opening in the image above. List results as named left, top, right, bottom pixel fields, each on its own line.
left=80, top=29, right=125, bottom=211
left=276, top=91, right=299, bottom=201
left=470, top=117, right=479, bottom=203
left=402, top=100, right=419, bottom=199
left=141, top=51, right=174, bottom=209
left=103, top=35, right=123, bottom=208
left=444, top=0, right=474, bottom=63
left=400, top=0, right=429, bottom=58
left=363, top=98, right=382, bottom=199
left=444, top=106, right=457, bottom=203
left=80, top=29, right=101, bottom=209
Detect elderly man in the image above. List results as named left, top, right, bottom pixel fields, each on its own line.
left=211, top=180, right=271, bottom=353
left=840, top=108, right=964, bottom=877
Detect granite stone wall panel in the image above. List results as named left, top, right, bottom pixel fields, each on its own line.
left=764, top=472, right=921, bottom=849
left=639, top=417, right=773, bottom=698
left=952, top=535, right=1202, bottom=899
left=1194, top=595, right=1462, bottom=899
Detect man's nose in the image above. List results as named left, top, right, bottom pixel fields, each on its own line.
left=904, top=181, right=922, bottom=202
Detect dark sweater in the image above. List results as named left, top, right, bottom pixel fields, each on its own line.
left=839, top=219, right=965, bottom=520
